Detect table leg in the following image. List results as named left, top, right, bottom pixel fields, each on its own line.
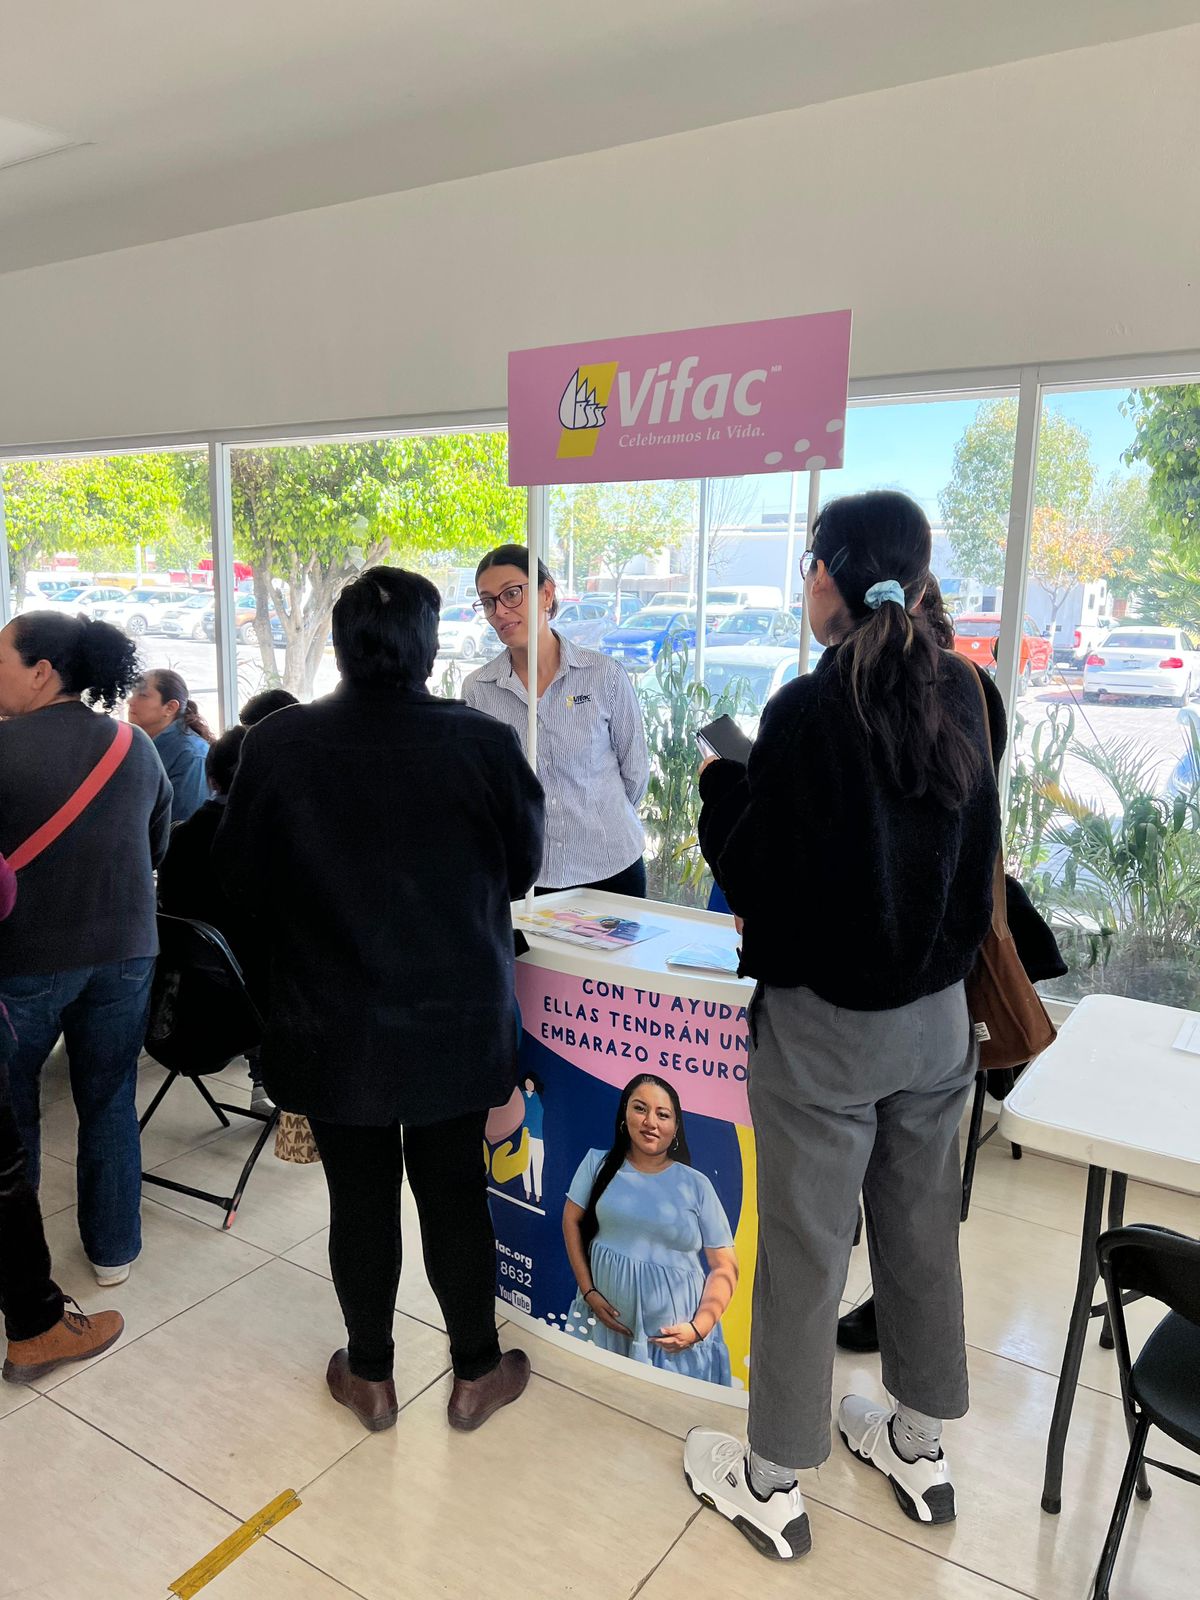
left=1042, top=1163, right=1107, bottom=1514
left=1098, top=1173, right=1127, bottom=1350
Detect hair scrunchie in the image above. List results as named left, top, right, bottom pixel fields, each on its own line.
left=864, top=580, right=906, bottom=610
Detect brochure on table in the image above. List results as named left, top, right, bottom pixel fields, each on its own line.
left=487, top=890, right=757, bottom=1406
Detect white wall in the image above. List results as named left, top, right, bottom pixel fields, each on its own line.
left=2, top=26, right=1199, bottom=448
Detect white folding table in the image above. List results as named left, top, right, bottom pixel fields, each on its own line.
left=999, top=993, right=1200, bottom=1513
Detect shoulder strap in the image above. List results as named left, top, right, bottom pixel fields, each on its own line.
left=961, top=661, right=1010, bottom=936
left=8, top=720, right=135, bottom=873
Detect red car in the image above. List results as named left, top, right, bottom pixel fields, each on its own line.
left=952, top=613, right=1053, bottom=689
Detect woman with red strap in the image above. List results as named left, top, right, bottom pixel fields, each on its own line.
left=0, top=613, right=172, bottom=1288
left=0, top=850, right=126, bottom=1384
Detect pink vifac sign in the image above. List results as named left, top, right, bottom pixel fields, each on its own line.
left=507, top=310, right=851, bottom=486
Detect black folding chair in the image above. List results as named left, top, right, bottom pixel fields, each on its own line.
left=140, top=913, right=278, bottom=1231
left=1090, top=1225, right=1200, bottom=1599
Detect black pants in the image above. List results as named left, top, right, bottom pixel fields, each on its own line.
left=309, top=1110, right=502, bottom=1384
left=535, top=857, right=647, bottom=898
left=0, top=1079, right=64, bottom=1342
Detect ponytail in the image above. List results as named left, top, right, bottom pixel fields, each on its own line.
left=145, top=668, right=215, bottom=744
left=812, top=491, right=982, bottom=811
left=10, top=613, right=139, bottom=711
left=181, top=700, right=215, bottom=745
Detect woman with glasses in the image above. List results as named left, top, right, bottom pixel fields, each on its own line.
left=682, top=491, right=1006, bottom=1562
left=463, top=545, right=650, bottom=897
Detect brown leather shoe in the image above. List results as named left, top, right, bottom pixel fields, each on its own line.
left=325, top=1348, right=399, bottom=1433
left=3, top=1302, right=124, bottom=1384
left=447, top=1348, right=531, bottom=1432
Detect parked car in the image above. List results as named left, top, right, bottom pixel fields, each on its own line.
left=202, top=598, right=284, bottom=647
left=707, top=584, right=784, bottom=610
left=35, top=584, right=129, bottom=620
left=94, top=586, right=191, bottom=636
left=1083, top=627, right=1200, bottom=706
left=952, top=613, right=1053, bottom=690
left=156, top=592, right=213, bottom=640
left=664, top=644, right=824, bottom=733
left=599, top=606, right=696, bottom=671
left=705, top=607, right=801, bottom=650
left=437, top=604, right=492, bottom=660
left=555, top=593, right=644, bottom=648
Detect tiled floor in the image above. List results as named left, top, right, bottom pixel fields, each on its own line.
left=3, top=1060, right=1197, bottom=1600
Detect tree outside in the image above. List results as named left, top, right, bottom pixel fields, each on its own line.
left=3, top=451, right=193, bottom=600
left=939, top=398, right=1096, bottom=608
left=183, top=432, right=525, bottom=698
left=550, top=480, right=696, bottom=595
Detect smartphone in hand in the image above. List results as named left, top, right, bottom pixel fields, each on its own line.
left=697, top=714, right=753, bottom=764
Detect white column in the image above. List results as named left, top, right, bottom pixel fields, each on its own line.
left=209, top=442, right=239, bottom=734
left=797, top=469, right=822, bottom=672
left=0, top=468, right=11, bottom=625
left=994, top=367, right=1043, bottom=816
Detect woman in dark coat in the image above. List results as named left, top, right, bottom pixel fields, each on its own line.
left=215, top=567, right=545, bottom=1435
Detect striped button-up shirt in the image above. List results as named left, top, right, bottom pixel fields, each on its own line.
left=463, top=634, right=649, bottom=888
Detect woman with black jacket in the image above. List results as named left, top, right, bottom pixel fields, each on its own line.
left=682, top=491, right=1006, bottom=1562
left=215, top=567, right=545, bottom=1436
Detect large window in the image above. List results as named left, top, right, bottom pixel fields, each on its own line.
left=4, top=364, right=1197, bottom=1000
left=1009, top=382, right=1200, bottom=1006
left=1, top=448, right=217, bottom=729
left=223, top=430, right=525, bottom=710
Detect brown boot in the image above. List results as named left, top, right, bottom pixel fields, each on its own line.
left=3, top=1302, right=124, bottom=1384
left=325, top=1348, right=399, bottom=1433
left=447, top=1349, right=531, bottom=1432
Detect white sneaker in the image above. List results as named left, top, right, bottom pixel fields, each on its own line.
left=683, top=1428, right=811, bottom=1560
left=838, top=1395, right=956, bottom=1524
left=90, top=1262, right=131, bottom=1288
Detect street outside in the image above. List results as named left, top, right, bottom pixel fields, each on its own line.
left=149, top=638, right=1193, bottom=822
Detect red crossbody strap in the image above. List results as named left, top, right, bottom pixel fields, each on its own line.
left=8, top=720, right=134, bottom=873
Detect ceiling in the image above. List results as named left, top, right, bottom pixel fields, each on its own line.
left=1, top=0, right=1197, bottom=274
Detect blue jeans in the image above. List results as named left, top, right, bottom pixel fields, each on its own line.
left=0, top=958, right=153, bottom=1270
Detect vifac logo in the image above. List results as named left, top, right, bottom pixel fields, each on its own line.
left=556, top=362, right=619, bottom=460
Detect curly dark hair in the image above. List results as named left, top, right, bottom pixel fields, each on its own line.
left=11, top=613, right=139, bottom=711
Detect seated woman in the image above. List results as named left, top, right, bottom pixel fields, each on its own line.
left=127, top=669, right=214, bottom=825
left=157, top=725, right=269, bottom=1110
left=157, top=726, right=249, bottom=944
left=562, top=1073, right=738, bottom=1385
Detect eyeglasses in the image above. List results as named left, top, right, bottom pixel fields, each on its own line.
left=473, top=583, right=528, bottom=617
left=799, top=546, right=848, bottom=581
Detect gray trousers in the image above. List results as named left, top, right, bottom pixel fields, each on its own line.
left=746, top=980, right=976, bottom=1469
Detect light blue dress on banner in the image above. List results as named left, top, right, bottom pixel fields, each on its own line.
left=566, top=1149, right=734, bottom=1385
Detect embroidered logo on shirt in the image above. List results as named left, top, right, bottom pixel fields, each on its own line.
left=565, top=694, right=592, bottom=708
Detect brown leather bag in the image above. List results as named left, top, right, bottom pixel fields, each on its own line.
left=964, top=669, right=1057, bottom=1072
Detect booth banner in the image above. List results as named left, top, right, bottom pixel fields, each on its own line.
left=507, top=310, right=852, bottom=487
left=485, top=962, right=758, bottom=1402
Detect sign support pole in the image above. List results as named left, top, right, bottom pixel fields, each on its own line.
left=694, top=479, right=711, bottom=685
left=797, top=468, right=822, bottom=673
left=782, top=471, right=800, bottom=610
left=525, top=483, right=546, bottom=910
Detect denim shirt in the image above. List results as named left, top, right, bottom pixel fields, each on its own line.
left=153, top=720, right=210, bottom=825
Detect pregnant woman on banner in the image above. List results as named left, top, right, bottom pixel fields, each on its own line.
left=562, top=1074, right=738, bottom=1385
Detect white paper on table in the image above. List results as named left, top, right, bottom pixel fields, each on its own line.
left=1172, top=1016, right=1200, bottom=1055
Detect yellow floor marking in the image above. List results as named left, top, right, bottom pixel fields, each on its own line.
left=168, top=1489, right=301, bottom=1598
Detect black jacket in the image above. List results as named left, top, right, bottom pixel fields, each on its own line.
left=0, top=702, right=172, bottom=978
left=214, top=684, right=545, bottom=1126
left=158, top=797, right=266, bottom=998
left=699, top=651, right=1007, bottom=1011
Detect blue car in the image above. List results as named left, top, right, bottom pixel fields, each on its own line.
left=599, top=606, right=697, bottom=671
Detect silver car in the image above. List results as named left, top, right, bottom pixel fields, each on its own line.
left=1083, top=627, right=1200, bottom=706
